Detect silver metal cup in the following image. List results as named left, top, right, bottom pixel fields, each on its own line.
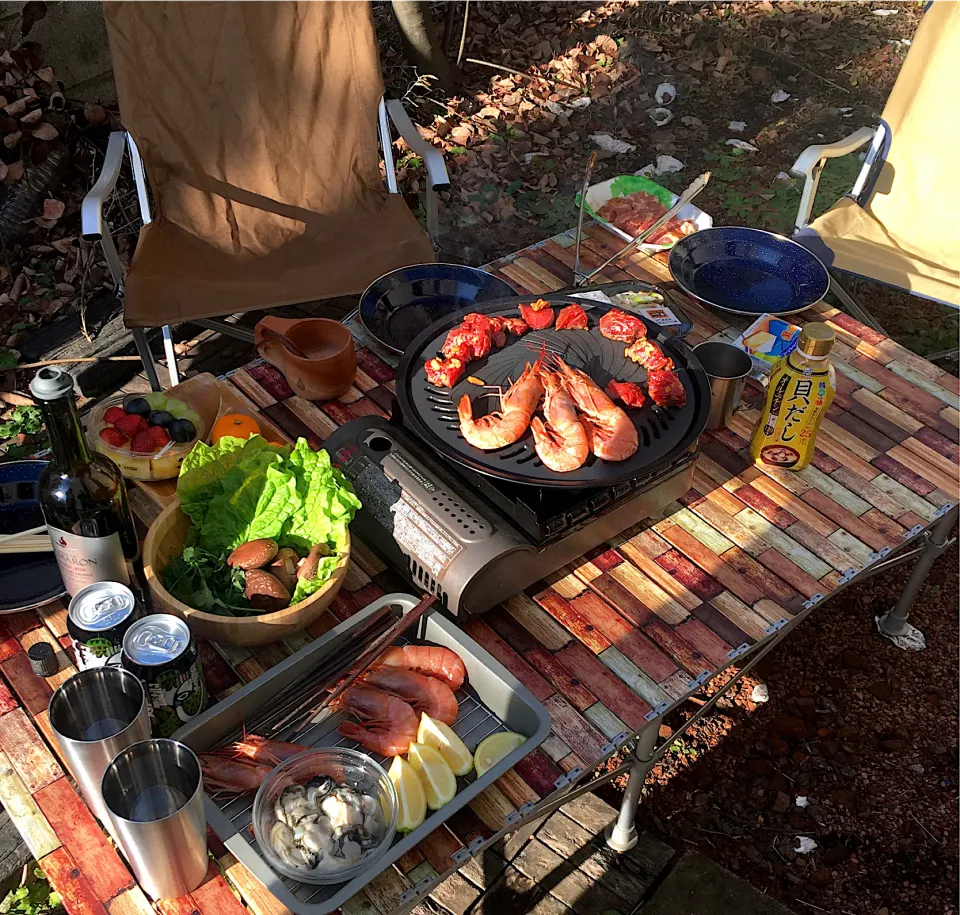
left=48, top=667, right=151, bottom=826
left=695, top=341, right=754, bottom=431
left=101, top=739, right=208, bottom=899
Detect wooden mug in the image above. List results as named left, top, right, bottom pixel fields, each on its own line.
left=254, top=316, right=356, bottom=402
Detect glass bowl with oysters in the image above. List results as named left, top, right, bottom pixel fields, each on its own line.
left=252, top=748, right=398, bottom=884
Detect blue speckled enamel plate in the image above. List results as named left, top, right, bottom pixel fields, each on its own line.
left=359, top=264, right=517, bottom=354
left=668, top=227, right=830, bottom=316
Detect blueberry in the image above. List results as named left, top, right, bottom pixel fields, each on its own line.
left=124, top=396, right=150, bottom=417
left=167, top=418, right=196, bottom=443
left=149, top=410, right=175, bottom=427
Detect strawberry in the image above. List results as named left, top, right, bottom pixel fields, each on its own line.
left=113, top=413, right=148, bottom=439
left=149, top=425, right=171, bottom=448
left=99, top=427, right=128, bottom=448
left=132, top=425, right=170, bottom=454
left=104, top=406, right=126, bottom=424
left=131, top=430, right=158, bottom=453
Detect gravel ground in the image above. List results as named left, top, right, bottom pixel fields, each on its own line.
left=622, top=541, right=958, bottom=915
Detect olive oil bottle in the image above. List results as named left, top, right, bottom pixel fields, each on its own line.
left=30, top=367, right=146, bottom=600
left=750, top=323, right=836, bottom=472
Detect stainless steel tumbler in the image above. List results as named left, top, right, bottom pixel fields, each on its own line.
left=101, top=739, right=208, bottom=899
left=694, top=341, right=754, bottom=431
left=48, top=666, right=151, bottom=826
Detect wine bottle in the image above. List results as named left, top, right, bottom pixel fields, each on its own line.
left=30, top=368, right=147, bottom=601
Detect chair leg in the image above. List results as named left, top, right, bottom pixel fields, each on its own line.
left=162, top=325, right=180, bottom=387
left=425, top=184, right=440, bottom=249
left=132, top=327, right=162, bottom=391
left=829, top=272, right=887, bottom=334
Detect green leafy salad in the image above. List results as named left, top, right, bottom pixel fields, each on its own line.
left=161, top=435, right=360, bottom=614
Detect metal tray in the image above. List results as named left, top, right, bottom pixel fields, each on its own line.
left=174, top=594, right=551, bottom=915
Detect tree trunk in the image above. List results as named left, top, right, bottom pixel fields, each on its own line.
left=390, top=0, right=455, bottom=92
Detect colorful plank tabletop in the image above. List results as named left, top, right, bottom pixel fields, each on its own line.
left=0, top=220, right=957, bottom=915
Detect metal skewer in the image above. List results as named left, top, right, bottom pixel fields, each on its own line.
left=287, top=595, right=437, bottom=741
left=574, top=171, right=711, bottom=286
left=573, top=151, right=599, bottom=285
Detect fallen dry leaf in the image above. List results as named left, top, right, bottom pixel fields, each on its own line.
left=3, top=161, right=23, bottom=183
left=83, top=102, right=106, bottom=126
left=3, top=130, right=19, bottom=149
left=3, top=98, right=25, bottom=117
left=19, top=107, right=41, bottom=125
left=31, top=122, right=57, bottom=141
left=35, top=66, right=53, bottom=84
left=41, top=198, right=64, bottom=221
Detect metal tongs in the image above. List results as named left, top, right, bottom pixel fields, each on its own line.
left=573, top=171, right=711, bottom=286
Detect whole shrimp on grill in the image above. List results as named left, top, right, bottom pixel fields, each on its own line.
left=552, top=356, right=638, bottom=462
left=227, top=733, right=309, bottom=766
left=529, top=368, right=589, bottom=472
left=336, top=685, right=420, bottom=757
left=458, top=357, right=544, bottom=450
left=376, top=645, right=466, bottom=691
left=198, top=754, right=275, bottom=794
left=361, top=667, right=459, bottom=726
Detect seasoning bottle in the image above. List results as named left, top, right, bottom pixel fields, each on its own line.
left=30, top=367, right=147, bottom=601
left=749, top=323, right=836, bottom=472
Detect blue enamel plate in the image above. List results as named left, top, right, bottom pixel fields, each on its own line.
left=0, top=460, right=65, bottom=612
left=359, top=263, right=518, bottom=354
left=668, top=227, right=830, bottom=316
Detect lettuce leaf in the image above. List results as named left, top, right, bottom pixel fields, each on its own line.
left=173, top=435, right=360, bottom=608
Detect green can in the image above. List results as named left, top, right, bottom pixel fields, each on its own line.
left=121, top=614, right=206, bottom=737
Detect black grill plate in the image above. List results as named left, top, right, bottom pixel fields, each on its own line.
left=397, top=296, right=711, bottom=488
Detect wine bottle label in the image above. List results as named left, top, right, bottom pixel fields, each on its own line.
left=47, top=525, right=130, bottom=595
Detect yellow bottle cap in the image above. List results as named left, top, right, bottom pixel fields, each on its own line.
left=797, top=323, right=835, bottom=358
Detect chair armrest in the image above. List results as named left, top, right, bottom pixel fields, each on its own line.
left=789, top=127, right=877, bottom=180
left=81, top=131, right=126, bottom=240
left=385, top=99, right=450, bottom=191
left=789, top=126, right=876, bottom=232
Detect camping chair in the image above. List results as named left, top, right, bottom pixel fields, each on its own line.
left=790, top=0, right=959, bottom=357
left=81, top=1, right=448, bottom=390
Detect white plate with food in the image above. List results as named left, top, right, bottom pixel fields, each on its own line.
left=576, top=173, right=713, bottom=251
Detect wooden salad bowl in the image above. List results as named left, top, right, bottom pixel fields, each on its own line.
left=143, top=498, right=350, bottom=646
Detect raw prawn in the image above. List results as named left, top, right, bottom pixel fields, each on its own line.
left=376, top=645, right=467, bottom=691
left=362, top=667, right=459, bottom=725
left=530, top=369, right=589, bottom=472
left=228, top=733, right=309, bottom=766
left=552, top=357, right=638, bottom=462
left=336, top=686, right=419, bottom=757
left=458, top=359, right=544, bottom=450
left=198, top=754, right=274, bottom=793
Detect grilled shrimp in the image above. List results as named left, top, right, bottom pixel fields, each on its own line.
left=376, top=645, right=467, bottom=691
left=336, top=686, right=419, bottom=757
left=198, top=754, right=274, bottom=793
left=458, top=359, right=544, bottom=450
left=530, top=369, right=589, bottom=472
left=362, top=667, right=459, bottom=726
left=552, top=357, right=638, bottom=462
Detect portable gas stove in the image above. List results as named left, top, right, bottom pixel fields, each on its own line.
left=326, top=295, right=711, bottom=617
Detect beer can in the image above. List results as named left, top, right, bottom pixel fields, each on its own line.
left=121, top=615, right=206, bottom=738
left=67, top=581, right=139, bottom=671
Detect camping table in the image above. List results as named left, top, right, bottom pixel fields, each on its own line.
left=0, top=220, right=956, bottom=915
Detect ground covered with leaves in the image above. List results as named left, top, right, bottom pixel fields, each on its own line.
left=625, top=543, right=959, bottom=915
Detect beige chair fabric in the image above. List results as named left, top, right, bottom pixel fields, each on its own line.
left=104, top=1, right=435, bottom=327
left=808, top=1, right=960, bottom=305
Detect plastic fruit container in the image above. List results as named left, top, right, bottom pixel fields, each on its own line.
left=252, top=748, right=398, bottom=885
left=87, top=392, right=205, bottom=481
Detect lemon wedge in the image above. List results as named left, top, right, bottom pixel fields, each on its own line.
left=407, top=742, right=457, bottom=810
left=388, top=755, right=426, bottom=833
left=474, top=731, right=525, bottom=777
left=417, top=713, right=473, bottom=776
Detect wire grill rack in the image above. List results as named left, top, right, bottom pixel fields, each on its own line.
left=201, top=624, right=539, bottom=905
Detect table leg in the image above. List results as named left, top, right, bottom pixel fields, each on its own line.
left=605, top=724, right=658, bottom=853
left=877, top=505, right=957, bottom=641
